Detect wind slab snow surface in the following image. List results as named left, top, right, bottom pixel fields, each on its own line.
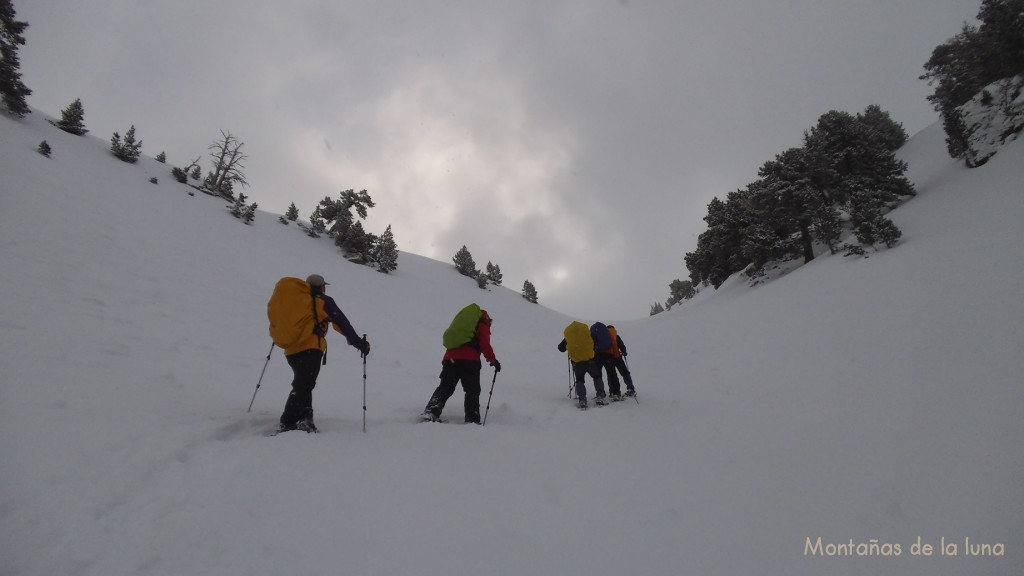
left=1, top=112, right=1022, bottom=576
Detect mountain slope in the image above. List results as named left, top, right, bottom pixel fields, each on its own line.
left=1, top=112, right=1021, bottom=576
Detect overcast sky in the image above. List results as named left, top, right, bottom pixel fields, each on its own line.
left=17, top=0, right=981, bottom=320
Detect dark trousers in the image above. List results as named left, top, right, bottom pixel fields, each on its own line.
left=596, top=353, right=622, bottom=396
left=425, top=359, right=482, bottom=423
left=572, top=359, right=605, bottom=400
left=280, top=349, right=323, bottom=427
left=611, top=355, right=634, bottom=391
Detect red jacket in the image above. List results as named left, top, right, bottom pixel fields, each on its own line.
left=443, top=320, right=496, bottom=364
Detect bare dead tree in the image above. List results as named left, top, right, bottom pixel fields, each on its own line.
left=204, top=130, right=248, bottom=199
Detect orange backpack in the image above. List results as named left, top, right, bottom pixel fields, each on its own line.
left=267, top=277, right=317, bottom=349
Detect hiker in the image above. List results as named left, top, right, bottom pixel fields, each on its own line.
left=274, top=274, right=370, bottom=433
left=591, top=322, right=623, bottom=401
left=606, top=325, right=636, bottom=397
left=423, top=306, right=501, bottom=424
left=558, top=321, right=607, bottom=409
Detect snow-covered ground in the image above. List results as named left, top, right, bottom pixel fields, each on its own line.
left=1, top=111, right=1021, bottom=576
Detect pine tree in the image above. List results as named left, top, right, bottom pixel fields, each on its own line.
left=320, top=189, right=375, bottom=249
left=53, top=98, right=88, bottom=135
left=665, top=279, right=696, bottom=310
left=339, top=221, right=372, bottom=256
left=155, top=151, right=166, bottom=163
left=650, top=302, right=665, bottom=316
left=372, top=224, right=399, bottom=273
left=171, top=167, right=188, bottom=183
left=37, top=140, right=51, bottom=157
left=453, top=245, right=477, bottom=277
left=110, top=125, right=142, bottom=163
left=521, top=279, right=538, bottom=303
left=921, top=0, right=1024, bottom=160
left=485, top=261, right=503, bottom=285
left=307, top=206, right=325, bottom=238
left=685, top=192, right=753, bottom=289
left=285, top=203, right=299, bottom=221
left=476, top=273, right=488, bottom=289
left=0, top=0, right=31, bottom=117
left=228, top=193, right=257, bottom=224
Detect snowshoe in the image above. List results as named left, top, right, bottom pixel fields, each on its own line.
left=594, top=396, right=608, bottom=406
left=624, top=390, right=636, bottom=398
left=609, top=394, right=623, bottom=402
left=295, top=418, right=318, bottom=433
left=421, top=412, right=447, bottom=423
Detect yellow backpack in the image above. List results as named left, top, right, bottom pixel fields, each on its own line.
left=563, top=321, right=595, bottom=362
left=267, top=277, right=317, bottom=349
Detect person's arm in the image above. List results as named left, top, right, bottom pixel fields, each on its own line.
left=319, top=295, right=363, bottom=349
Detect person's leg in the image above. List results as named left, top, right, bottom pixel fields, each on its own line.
left=572, top=361, right=588, bottom=402
left=587, top=360, right=606, bottom=400
left=458, top=360, right=482, bottom=423
left=601, top=354, right=621, bottom=397
left=614, top=356, right=635, bottom=393
left=281, top=349, right=323, bottom=429
left=425, top=360, right=460, bottom=418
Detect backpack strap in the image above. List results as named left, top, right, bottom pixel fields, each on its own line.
left=311, top=291, right=328, bottom=365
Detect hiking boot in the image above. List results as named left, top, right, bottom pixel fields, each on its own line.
left=595, top=396, right=608, bottom=406
left=577, top=398, right=588, bottom=410
left=422, top=411, right=443, bottom=422
left=609, top=394, right=623, bottom=402
left=295, top=418, right=318, bottom=433
left=624, top=390, right=636, bottom=398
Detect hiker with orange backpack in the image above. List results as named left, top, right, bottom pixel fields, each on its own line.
left=422, top=304, right=501, bottom=424
left=268, top=274, right=370, bottom=433
left=558, top=321, right=607, bottom=409
left=606, top=325, right=636, bottom=398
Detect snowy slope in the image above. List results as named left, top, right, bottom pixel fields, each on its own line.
left=1, top=112, right=1021, bottom=576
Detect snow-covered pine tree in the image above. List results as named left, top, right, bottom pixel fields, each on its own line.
left=486, top=262, right=503, bottom=285
left=156, top=152, right=166, bottom=163
left=53, top=98, right=87, bottom=136
left=110, top=125, right=142, bottom=163
left=453, top=246, right=477, bottom=277
left=339, top=221, right=372, bottom=256
left=665, top=279, right=696, bottom=310
left=0, top=0, right=32, bottom=117
left=650, top=302, right=665, bottom=315
left=285, top=203, right=299, bottom=221
left=521, top=279, right=538, bottom=303
left=372, top=225, right=399, bottom=273
left=307, top=206, right=325, bottom=238
left=37, top=140, right=51, bottom=157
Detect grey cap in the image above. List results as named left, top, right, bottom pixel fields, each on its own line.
left=306, top=274, right=329, bottom=287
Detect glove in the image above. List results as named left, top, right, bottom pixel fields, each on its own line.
left=489, top=359, right=501, bottom=372
left=359, top=340, right=371, bottom=356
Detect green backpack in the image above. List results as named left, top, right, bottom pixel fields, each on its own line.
left=443, top=303, right=482, bottom=349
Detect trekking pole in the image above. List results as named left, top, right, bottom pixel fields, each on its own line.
left=247, top=342, right=275, bottom=412
left=625, top=356, right=639, bottom=404
left=361, top=334, right=368, bottom=433
left=482, top=368, right=499, bottom=426
left=566, top=355, right=574, bottom=398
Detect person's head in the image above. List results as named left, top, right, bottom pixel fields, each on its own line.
left=306, top=274, right=329, bottom=293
